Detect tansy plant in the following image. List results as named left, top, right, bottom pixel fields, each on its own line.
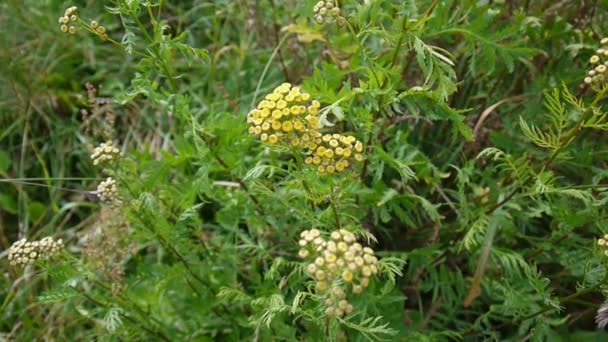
left=6, top=0, right=608, bottom=341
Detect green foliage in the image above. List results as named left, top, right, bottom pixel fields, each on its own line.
left=3, top=0, right=608, bottom=340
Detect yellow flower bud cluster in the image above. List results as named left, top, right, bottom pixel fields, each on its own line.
left=97, top=177, right=122, bottom=207
left=313, top=1, right=345, bottom=25
left=89, top=20, right=109, bottom=41
left=298, top=228, right=379, bottom=317
left=58, top=6, right=78, bottom=35
left=247, top=83, right=365, bottom=173
left=247, top=83, right=321, bottom=145
left=323, top=286, right=353, bottom=317
left=597, top=234, right=608, bottom=256
left=8, top=237, right=64, bottom=267
left=583, top=38, right=608, bottom=88
left=90, top=141, right=121, bottom=167
left=303, top=133, right=364, bottom=173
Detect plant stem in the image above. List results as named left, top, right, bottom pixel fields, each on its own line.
left=290, top=145, right=317, bottom=210
left=121, top=0, right=178, bottom=92
left=268, top=0, right=290, bottom=82
left=359, top=10, right=410, bottom=182
left=328, top=178, right=342, bottom=230
left=251, top=34, right=290, bottom=109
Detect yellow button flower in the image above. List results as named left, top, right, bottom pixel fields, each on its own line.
left=271, top=121, right=282, bottom=130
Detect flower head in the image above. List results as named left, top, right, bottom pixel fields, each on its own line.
left=58, top=6, right=109, bottom=41
left=90, top=141, right=121, bottom=167
left=297, top=228, right=379, bottom=317
left=59, top=7, right=78, bottom=34
left=247, top=83, right=365, bottom=174
left=583, top=37, right=608, bottom=89
left=96, top=177, right=122, bottom=207
left=8, top=237, right=64, bottom=267
left=247, top=83, right=322, bottom=146
left=313, top=1, right=346, bottom=25
left=303, top=133, right=364, bottom=173
left=598, top=234, right=608, bottom=256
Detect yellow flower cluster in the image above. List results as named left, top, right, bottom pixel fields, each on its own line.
left=58, top=7, right=108, bottom=41
left=97, top=177, right=122, bottom=207
left=313, top=1, right=345, bottom=25
left=298, top=228, right=379, bottom=318
left=304, top=133, right=364, bottom=173
left=58, top=6, right=78, bottom=35
left=8, top=237, right=64, bottom=267
left=597, top=234, right=608, bottom=256
left=90, top=141, right=121, bottom=167
left=584, top=38, right=608, bottom=88
left=247, top=83, right=364, bottom=173
left=247, top=83, right=321, bottom=145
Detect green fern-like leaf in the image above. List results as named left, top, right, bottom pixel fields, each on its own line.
left=461, top=215, right=489, bottom=252
left=377, top=256, right=406, bottom=284
left=37, top=289, right=77, bottom=304
left=104, top=307, right=124, bottom=333
left=410, top=36, right=457, bottom=100
left=217, top=287, right=252, bottom=303
left=519, top=117, right=559, bottom=150
left=339, top=315, right=398, bottom=341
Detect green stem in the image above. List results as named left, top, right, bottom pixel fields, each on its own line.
left=157, top=0, right=164, bottom=22
left=388, top=16, right=409, bottom=76
left=77, top=18, right=148, bottom=58
left=120, top=1, right=178, bottom=92
left=359, top=7, right=415, bottom=182
left=146, top=2, right=157, bottom=26
left=122, top=0, right=154, bottom=43
left=251, top=34, right=290, bottom=109
left=328, top=178, right=342, bottom=230
left=290, top=145, right=317, bottom=209
left=268, top=0, right=290, bottom=81
left=157, top=58, right=179, bottom=93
